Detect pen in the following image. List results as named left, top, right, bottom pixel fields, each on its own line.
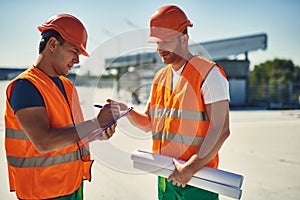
left=94, top=104, right=103, bottom=108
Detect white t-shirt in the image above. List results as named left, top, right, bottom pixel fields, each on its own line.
left=171, top=65, right=230, bottom=104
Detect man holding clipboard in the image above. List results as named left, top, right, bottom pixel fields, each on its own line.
left=4, top=14, right=120, bottom=200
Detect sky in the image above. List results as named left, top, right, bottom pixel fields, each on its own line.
left=0, top=0, right=300, bottom=75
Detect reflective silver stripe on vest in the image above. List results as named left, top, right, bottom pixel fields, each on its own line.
left=153, top=131, right=204, bottom=147
left=5, top=128, right=90, bottom=167
left=5, top=128, right=29, bottom=140
left=79, top=147, right=91, bottom=157
left=78, top=145, right=91, bottom=158
left=6, top=149, right=89, bottom=168
left=150, top=108, right=208, bottom=121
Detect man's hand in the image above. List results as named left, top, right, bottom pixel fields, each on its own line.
left=106, top=99, right=128, bottom=111
left=95, top=103, right=120, bottom=140
left=97, top=103, right=120, bottom=128
left=107, top=99, right=152, bottom=132
left=96, top=123, right=117, bottom=140
left=167, top=158, right=194, bottom=188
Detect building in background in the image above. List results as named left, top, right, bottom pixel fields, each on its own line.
left=104, top=33, right=267, bottom=107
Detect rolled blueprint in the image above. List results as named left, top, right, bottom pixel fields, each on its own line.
left=131, top=150, right=244, bottom=199
left=133, top=161, right=242, bottom=199
left=131, top=150, right=243, bottom=189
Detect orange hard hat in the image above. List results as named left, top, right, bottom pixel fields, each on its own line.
left=148, top=5, right=193, bottom=43
left=38, top=14, right=89, bottom=56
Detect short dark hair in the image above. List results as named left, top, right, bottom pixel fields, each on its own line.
left=38, top=30, right=65, bottom=54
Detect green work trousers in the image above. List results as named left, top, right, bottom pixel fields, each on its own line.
left=50, top=181, right=84, bottom=200
left=158, top=176, right=219, bottom=200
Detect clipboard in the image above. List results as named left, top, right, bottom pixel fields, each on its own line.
left=79, top=107, right=134, bottom=148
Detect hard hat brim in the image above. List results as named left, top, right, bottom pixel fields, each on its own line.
left=80, top=44, right=89, bottom=57
left=147, top=27, right=182, bottom=43
left=81, top=50, right=89, bottom=57
left=147, top=36, right=162, bottom=43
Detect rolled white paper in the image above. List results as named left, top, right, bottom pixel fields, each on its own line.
left=131, top=150, right=244, bottom=188
left=133, top=161, right=242, bottom=199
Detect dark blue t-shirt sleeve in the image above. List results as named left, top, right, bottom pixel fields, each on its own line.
left=9, top=78, right=45, bottom=113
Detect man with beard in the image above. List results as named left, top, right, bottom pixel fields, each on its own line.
left=110, top=5, right=230, bottom=200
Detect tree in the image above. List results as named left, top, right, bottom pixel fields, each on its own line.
left=249, top=58, right=299, bottom=84
left=249, top=58, right=300, bottom=104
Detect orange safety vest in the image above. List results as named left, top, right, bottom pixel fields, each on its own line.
left=4, top=66, right=93, bottom=199
left=149, top=56, right=227, bottom=168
